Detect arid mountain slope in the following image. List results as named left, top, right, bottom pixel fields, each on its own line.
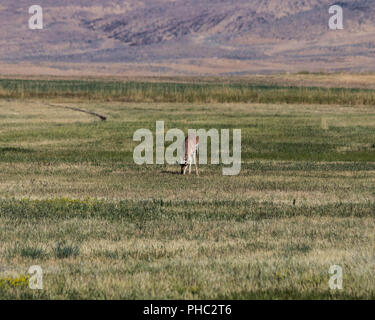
left=0, top=0, right=374, bottom=75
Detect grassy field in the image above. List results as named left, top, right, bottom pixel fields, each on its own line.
left=0, top=78, right=374, bottom=299
left=2, top=78, right=375, bottom=105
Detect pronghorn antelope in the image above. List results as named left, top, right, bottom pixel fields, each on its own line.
left=179, top=134, right=199, bottom=175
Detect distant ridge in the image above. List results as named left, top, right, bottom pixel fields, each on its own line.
left=1, top=0, right=375, bottom=76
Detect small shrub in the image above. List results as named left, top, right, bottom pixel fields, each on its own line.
left=54, top=241, right=80, bottom=259
left=6, top=243, right=47, bottom=259
left=20, top=247, right=47, bottom=259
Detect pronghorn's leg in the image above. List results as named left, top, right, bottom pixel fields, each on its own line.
left=194, top=152, right=199, bottom=176
left=189, top=160, right=192, bottom=174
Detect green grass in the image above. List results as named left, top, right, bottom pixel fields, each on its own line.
left=0, top=79, right=374, bottom=299
left=2, top=78, right=375, bottom=105
left=0, top=101, right=374, bottom=164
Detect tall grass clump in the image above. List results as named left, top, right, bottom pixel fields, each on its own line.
left=54, top=241, right=80, bottom=259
